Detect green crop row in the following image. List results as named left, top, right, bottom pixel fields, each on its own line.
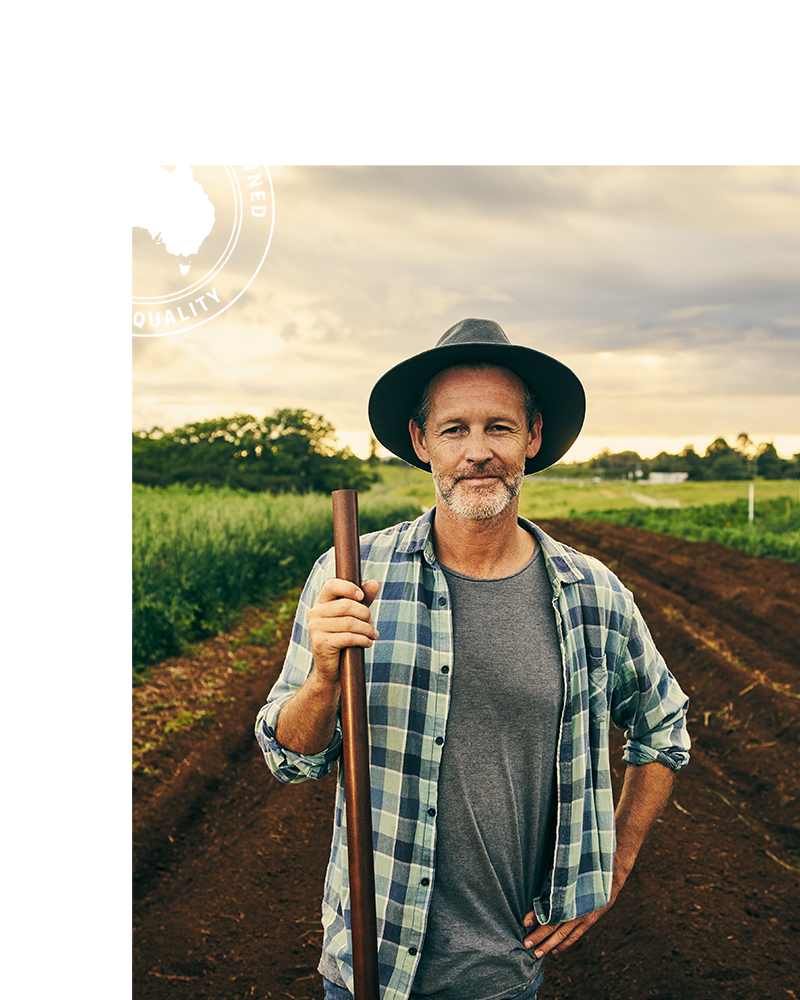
left=574, top=496, right=800, bottom=563
left=133, top=484, right=421, bottom=676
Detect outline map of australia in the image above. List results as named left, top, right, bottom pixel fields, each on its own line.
left=133, top=165, right=216, bottom=276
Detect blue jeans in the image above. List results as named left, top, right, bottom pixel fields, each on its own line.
left=322, top=966, right=544, bottom=1000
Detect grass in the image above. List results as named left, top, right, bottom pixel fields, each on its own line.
left=232, top=598, right=298, bottom=651
left=133, top=484, right=420, bottom=674
left=230, top=659, right=254, bottom=675
left=163, top=707, right=216, bottom=734
left=133, top=697, right=221, bottom=771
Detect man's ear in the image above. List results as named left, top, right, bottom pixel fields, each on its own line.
left=409, top=419, right=431, bottom=464
left=526, top=413, right=543, bottom=460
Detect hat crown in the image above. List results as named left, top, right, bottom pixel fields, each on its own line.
left=436, top=318, right=511, bottom=349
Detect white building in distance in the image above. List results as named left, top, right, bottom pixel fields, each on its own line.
left=646, top=472, right=689, bottom=484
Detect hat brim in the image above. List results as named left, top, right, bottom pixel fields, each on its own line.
left=368, top=342, right=585, bottom=475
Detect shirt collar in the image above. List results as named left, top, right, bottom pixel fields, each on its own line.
left=396, top=508, right=585, bottom=585
left=396, top=507, right=436, bottom=561
left=523, top=518, right=586, bottom=587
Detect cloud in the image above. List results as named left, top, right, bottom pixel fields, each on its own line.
left=665, top=304, right=732, bottom=321
left=133, top=166, right=800, bottom=455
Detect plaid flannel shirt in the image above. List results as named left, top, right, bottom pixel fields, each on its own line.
left=255, top=510, right=690, bottom=1000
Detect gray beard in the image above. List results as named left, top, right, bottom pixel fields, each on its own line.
left=432, top=464, right=524, bottom=521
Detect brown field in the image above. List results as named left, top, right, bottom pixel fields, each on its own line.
left=133, top=521, right=800, bottom=1000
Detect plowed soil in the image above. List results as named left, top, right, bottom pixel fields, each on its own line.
left=133, top=521, right=800, bottom=1000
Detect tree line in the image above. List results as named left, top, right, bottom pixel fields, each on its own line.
left=133, top=410, right=378, bottom=493
left=548, top=434, right=799, bottom=481
left=134, top=416, right=797, bottom=491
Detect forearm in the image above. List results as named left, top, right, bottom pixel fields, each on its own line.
left=274, top=670, right=342, bottom=755
left=612, top=761, right=674, bottom=881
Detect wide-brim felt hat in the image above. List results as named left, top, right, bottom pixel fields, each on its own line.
left=368, top=318, right=586, bottom=475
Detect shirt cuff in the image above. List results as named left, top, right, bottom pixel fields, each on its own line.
left=623, top=741, right=690, bottom=771
left=258, top=699, right=343, bottom=780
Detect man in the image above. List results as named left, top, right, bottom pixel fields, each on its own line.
left=256, top=319, right=690, bottom=1000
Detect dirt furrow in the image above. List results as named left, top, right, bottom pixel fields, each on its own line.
left=133, top=525, right=800, bottom=1000
left=539, top=519, right=800, bottom=685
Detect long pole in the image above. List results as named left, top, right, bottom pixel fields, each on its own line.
left=332, top=490, right=380, bottom=1000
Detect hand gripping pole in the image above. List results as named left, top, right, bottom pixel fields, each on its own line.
left=332, top=490, right=380, bottom=1000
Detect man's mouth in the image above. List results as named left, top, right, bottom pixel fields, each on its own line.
left=457, top=474, right=501, bottom=485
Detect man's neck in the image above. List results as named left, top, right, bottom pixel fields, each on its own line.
left=430, top=500, right=535, bottom=578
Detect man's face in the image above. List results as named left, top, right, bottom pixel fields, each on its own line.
left=409, top=365, right=542, bottom=521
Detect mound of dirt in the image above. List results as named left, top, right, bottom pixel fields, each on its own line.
left=133, top=523, right=800, bottom=1000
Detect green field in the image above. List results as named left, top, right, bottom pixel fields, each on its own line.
left=374, top=463, right=799, bottom=520
left=133, top=484, right=419, bottom=675
left=133, top=473, right=799, bottom=674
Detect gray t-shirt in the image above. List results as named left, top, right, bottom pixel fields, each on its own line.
left=410, top=545, right=563, bottom=1000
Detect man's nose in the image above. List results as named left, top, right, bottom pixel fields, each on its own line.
left=463, top=430, right=493, bottom=463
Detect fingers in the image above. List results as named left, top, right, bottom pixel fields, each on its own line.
left=307, top=578, right=380, bottom=680
left=312, top=579, right=379, bottom=621
left=522, top=913, right=598, bottom=958
left=311, top=580, right=379, bottom=636
left=522, top=921, right=569, bottom=958
left=521, top=917, right=553, bottom=953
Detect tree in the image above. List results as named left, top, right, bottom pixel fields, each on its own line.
left=679, top=445, right=705, bottom=480
left=754, top=442, right=785, bottom=479
left=544, top=437, right=791, bottom=482
left=132, top=410, right=378, bottom=494
left=704, top=438, right=750, bottom=480
left=649, top=451, right=676, bottom=473
left=367, top=435, right=380, bottom=466
left=736, top=432, right=755, bottom=459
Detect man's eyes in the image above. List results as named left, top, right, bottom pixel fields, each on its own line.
left=441, top=424, right=513, bottom=434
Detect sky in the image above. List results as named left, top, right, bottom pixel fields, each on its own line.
left=133, top=165, right=800, bottom=464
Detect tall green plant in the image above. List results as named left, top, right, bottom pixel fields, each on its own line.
left=133, top=485, right=420, bottom=675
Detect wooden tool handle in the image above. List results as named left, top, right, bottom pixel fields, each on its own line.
left=332, top=490, right=380, bottom=1000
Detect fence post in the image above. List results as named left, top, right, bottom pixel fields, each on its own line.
left=748, top=482, right=754, bottom=525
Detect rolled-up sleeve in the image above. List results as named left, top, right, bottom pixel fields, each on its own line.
left=254, top=548, right=344, bottom=784
left=255, top=699, right=343, bottom=783
left=611, top=601, right=691, bottom=772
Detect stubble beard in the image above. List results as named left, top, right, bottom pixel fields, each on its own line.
left=432, top=462, right=525, bottom=521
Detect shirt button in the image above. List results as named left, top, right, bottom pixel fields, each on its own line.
left=438, top=596, right=446, bottom=606
left=409, top=947, right=418, bottom=955
left=421, top=878, right=430, bottom=886
left=435, top=737, right=443, bottom=745
left=441, top=665, right=449, bottom=673
left=428, top=808, right=436, bottom=817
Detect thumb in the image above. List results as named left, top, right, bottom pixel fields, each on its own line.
left=360, top=579, right=380, bottom=608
